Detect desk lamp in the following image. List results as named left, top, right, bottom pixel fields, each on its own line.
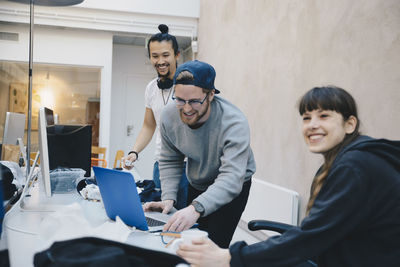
left=7, top=0, right=84, bottom=176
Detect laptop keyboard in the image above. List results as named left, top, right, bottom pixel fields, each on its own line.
left=145, top=216, right=165, bottom=227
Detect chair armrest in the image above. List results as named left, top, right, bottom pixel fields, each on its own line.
left=248, top=220, right=318, bottom=267
left=248, top=220, right=294, bottom=234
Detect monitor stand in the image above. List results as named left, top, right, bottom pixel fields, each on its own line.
left=20, top=173, right=81, bottom=212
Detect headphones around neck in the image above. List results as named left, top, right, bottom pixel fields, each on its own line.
left=157, top=78, right=173, bottom=90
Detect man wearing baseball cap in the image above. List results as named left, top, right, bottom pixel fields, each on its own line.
left=144, top=60, right=256, bottom=248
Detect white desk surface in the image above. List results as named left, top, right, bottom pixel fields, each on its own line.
left=3, top=181, right=177, bottom=267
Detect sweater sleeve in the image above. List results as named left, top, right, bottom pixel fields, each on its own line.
left=229, top=154, right=370, bottom=266
left=194, top=117, right=253, bottom=216
left=159, top=117, right=185, bottom=203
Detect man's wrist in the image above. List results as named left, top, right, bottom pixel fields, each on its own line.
left=128, top=150, right=138, bottom=160
left=191, top=201, right=205, bottom=216
left=162, top=199, right=175, bottom=206
left=222, top=249, right=231, bottom=266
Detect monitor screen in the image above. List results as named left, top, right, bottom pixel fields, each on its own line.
left=38, top=107, right=92, bottom=197
left=47, top=125, right=92, bottom=177
left=2, top=112, right=26, bottom=145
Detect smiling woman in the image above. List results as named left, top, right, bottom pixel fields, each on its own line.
left=301, top=109, right=357, bottom=154
left=176, top=86, right=400, bottom=267
left=298, top=86, right=361, bottom=214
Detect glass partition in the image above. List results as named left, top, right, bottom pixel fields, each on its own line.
left=0, top=61, right=101, bottom=156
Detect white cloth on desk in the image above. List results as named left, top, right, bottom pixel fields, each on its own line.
left=34, top=202, right=132, bottom=253
left=79, top=183, right=102, bottom=201
left=79, top=183, right=141, bottom=201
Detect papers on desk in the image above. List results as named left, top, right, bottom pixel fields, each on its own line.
left=34, top=202, right=132, bottom=253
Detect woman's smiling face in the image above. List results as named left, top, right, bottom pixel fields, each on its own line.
left=302, top=109, right=356, bottom=154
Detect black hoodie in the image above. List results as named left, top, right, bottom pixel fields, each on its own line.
left=230, top=135, right=400, bottom=267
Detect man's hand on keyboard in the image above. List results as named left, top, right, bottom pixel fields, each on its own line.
left=162, top=205, right=200, bottom=233
left=143, top=199, right=174, bottom=214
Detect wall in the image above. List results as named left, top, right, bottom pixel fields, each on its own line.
left=197, top=0, right=400, bottom=219
left=111, top=44, right=155, bottom=176
left=79, top=0, right=199, bottom=18
left=0, top=1, right=199, bottom=38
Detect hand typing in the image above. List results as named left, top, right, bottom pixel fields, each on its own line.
left=163, top=204, right=200, bottom=232
left=143, top=199, right=174, bottom=214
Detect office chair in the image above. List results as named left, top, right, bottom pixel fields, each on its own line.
left=91, top=146, right=107, bottom=168
left=113, top=150, right=124, bottom=169
left=248, top=220, right=318, bottom=267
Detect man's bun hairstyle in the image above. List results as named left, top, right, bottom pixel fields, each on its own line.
left=158, top=24, right=169, bottom=34
left=147, top=24, right=179, bottom=57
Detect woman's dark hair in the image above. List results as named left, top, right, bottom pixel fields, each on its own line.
left=147, top=24, right=179, bottom=57
left=298, top=86, right=361, bottom=214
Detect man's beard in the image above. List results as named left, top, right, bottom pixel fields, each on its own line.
left=179, top=100, right=210, bottom=128
left=158, top=70, right=170, bottom=79
left=156, top=63, right=170, bottom=79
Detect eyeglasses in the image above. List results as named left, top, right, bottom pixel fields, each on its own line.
left=172, top=92, right=209, bottom=109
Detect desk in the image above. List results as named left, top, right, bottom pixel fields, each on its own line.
left=4, top=181, right=176, bottom=267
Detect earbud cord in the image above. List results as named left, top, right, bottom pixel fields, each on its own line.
left=162, top=88, right=173, bottom=105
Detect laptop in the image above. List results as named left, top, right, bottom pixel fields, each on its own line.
left=93, top=166, right=170, bottom=232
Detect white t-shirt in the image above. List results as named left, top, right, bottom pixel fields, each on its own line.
left=144, top=78, right=174, bottom=161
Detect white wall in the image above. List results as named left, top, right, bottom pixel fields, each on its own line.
left=111, top=44, right=155, bottom=177
left=198, top=0, right=400, bottom=219
left=0, top=24, right=112, bottom=66
left=0, top=1, right=199, bottom=38
left=79, top=0, right=200, bottom=18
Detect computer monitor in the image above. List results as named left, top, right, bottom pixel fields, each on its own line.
left=38, top=107, right=92, bottom=197
left=47, top=125, right=92, bottom=176
left=2, top=112, right=26, bottom=145
left=38, top=107, right=53, bottom=197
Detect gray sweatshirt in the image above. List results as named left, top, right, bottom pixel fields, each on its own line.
left=159, top=96, right=256, bottom=216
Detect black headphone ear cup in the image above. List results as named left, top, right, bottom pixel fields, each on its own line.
left=157, top=78, right=173, bottom=89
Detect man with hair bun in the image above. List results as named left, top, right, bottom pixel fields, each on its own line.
left=124, top=24, right=188, bottom=210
